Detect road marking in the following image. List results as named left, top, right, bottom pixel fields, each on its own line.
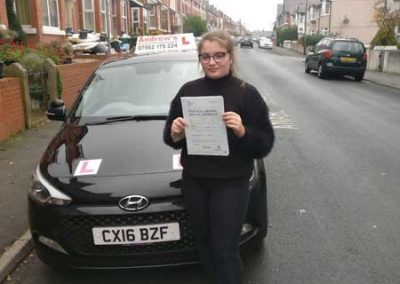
left=270, top=111, right=298, bottom=129
left=261, top=93, right=298, bottom=130
left=261, top=94, right=278, bottom=106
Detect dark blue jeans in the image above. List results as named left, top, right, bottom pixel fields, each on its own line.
left=182, top=172, right=250, bottom=284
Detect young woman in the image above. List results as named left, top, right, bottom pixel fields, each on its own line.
left=163, top=30, right=275, bottom=284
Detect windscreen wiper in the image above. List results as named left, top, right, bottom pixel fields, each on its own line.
left=85, top=115, right=167, bottom=125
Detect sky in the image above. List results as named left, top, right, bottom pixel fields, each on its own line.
left=209, top=0, right=284, bottom=31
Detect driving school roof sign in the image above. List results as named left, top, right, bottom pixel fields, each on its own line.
left=134, top=33, right=197, bottom=55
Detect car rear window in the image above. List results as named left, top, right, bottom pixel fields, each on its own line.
left=332, top=41, right=364, bottom=53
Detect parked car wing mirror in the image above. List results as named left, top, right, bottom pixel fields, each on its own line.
left=47, top=99, right=66, bottom=121
left=308, top=46, right=315, bottom=53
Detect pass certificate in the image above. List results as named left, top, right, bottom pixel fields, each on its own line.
left=181, top=96, right=229, bottom=156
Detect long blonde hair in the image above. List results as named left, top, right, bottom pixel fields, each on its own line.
left=197, top=30, right=237, bottom=76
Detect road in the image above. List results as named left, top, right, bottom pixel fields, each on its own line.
left=3, top=46, right=400, bottom=284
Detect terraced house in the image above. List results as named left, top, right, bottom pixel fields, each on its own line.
left=276, top=0, right=400, bottom=45
left=0, top=0, right=241, bottom=46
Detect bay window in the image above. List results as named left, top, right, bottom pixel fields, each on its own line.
left=121, top=0, right=128, bottom=33
left=42, top=0, right=60, bottom=27
left=82, top=0, right=95, bottom=31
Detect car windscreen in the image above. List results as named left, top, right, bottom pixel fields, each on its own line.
left=332, top=41, right=364, bottom=54
left=73, top=61, right=202, bottom=119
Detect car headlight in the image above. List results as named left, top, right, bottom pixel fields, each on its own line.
left=29, top=167, right=72, bottom=206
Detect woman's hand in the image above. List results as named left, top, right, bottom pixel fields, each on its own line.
left=223, top=112, right=246, bottom=138
left=171, top=117, right=187, bottom=142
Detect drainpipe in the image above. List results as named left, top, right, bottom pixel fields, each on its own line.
left=304, top=0, right=308, bottom=55
left=105, top=0, right=111, bottom=56
left=328, top=0, right=332, bottom=36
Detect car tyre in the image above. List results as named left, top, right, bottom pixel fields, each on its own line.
left=318, top=64, right=328, bottom=79
left=305, top=60, right=311, bottom=73
left=354, top=72, right=365, bottom=82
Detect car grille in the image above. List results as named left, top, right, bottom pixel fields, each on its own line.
left=58, top=210, right=196, bottom=256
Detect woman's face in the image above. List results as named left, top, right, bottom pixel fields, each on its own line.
left=199, top=40, right=232, bottom=80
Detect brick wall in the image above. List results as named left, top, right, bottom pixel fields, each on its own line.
left=0, top=78, right=25, bottom=142
left=0, top=0, right=8, bottom=28
left=58, top=61, right=101, bottom=107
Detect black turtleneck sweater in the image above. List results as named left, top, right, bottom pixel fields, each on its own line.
left=163, top=73, right=275, bottom=179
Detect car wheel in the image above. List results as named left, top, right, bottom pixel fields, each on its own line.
left=318, top=64, right=328, bottom=79
left=354, top=71, right=365, bottom=82
left=305, top=60, right=311, bottom=73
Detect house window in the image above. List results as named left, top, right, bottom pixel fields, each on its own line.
left=132, top=8, right=139, bottom=34
left=14, top=0, right=31, bottom=25
left=82, top=0, right=95, bottom=31
left=160, top=8, right=168, bottom=30
left=132, top=8, right=139, bottom=22
left=309, top=7, right=316, bottom=20
left=101, top=0, right=107, bottom=32
left=42, top=0, right=60, bottom=27
left=112, top=0, right=118, bottom=35
left=121, top=0, right=128, bottom=33
left=298, top=14, right=304, bottom=24
left=149, top=6, right=157, bottom=30
left=64, top=0, right=73, bottom=29
left=143, top=9, right=148, bottom=33
left=322, top=0, right=331, bottom=16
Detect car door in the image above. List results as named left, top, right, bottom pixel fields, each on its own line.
left=308, top=40, right=323, bottom=69
left=313, top=39, right=332, bottom=69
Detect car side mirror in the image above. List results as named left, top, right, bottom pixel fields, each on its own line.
left=47, top=99, right=66, bottom=121
left=308, top=46, right=315, bottom=53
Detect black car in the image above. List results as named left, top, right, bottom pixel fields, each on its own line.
left=305, top=37, right=367, bottom=81
left=28, top=49, right=269, bottom=269
left=240, top=37, right=253, bottom=48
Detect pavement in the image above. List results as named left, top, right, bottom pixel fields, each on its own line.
left=0, top=120, right=62, bottom=282
left=0, top=50, right=399, bottom=282
left=364, top=70, right=400, bottom=90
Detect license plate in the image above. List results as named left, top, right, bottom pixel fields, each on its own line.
left=340, top=57, right=357, bottom=63
left=92, top=222, right=180, bottom=245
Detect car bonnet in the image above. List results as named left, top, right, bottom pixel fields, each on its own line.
left=40, top=120, right=182, bottom=178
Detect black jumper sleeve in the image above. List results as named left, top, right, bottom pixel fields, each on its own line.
left=163, top=87, right=185, bottom=149
left=236, top=84, right=275, bottom=159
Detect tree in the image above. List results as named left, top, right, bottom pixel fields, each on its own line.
left=183, top=16, right=207, bottom=37
left=298, top=34, right=324, bottom=48
left=371, top=0, right=398, bottom=47
left=275, top=26, right=298, bottom=46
